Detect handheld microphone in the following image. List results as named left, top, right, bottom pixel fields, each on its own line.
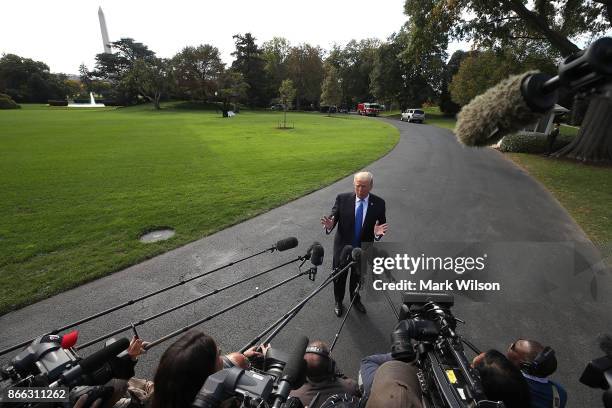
left=309, top=243, right=324, bottom=266
left=351, top=248, right=362, bottom=263
left=272, top=336, right=308, bottom=408
left=306, top=242, right=324, bottom=281
left=274, top=237, right=299, bottom=252
left=338, top=245, right=353, bottom=270
left=51, top=337, right=130, bottom=387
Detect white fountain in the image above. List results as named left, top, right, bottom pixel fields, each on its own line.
left=67, top=92, right=106, bottom=108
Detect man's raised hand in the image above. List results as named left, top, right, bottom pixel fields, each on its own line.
left=374, top=220, right=388, bottom=237
left=321, top=215, right=335, bottom=230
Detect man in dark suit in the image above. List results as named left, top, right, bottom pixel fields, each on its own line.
left=321, top=171, right=388, bottom=317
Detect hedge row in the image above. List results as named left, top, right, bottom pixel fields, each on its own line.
left=499, top=132, right=575, bottom=154
left=0, top=93, right=21, bottom=109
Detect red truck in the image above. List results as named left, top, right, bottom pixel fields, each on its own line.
left=357, top=102, right=381, bottom=116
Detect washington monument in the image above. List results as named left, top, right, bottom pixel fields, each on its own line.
left=98, top=7, right=112, bottom=53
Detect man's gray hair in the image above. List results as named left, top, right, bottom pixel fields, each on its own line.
left=354, top=171, right=374, bottom=186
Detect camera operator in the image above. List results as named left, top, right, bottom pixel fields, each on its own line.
left=289, top=340, right=359, bottom=408
left=364, top=360, right=422, bottom=408
left=357, top=353, right=393, bottom=398
left=472, top=350, right=531, bottom=408
left=506, top=339, right=567, bottom=408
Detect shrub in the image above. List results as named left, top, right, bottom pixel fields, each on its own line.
left=48, top=100, right=68, bottom=106
left=499, top=132, right=574, bottom=154
left=0, top=93, right=21, bottom=109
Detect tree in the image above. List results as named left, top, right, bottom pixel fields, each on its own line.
left=125, top=58, right=173, bottom=109
left=286, top=44, right=324, bottom=109
left=320, top=63, right=342, bottom=113
left=91, top=38, right=157, bottom=104
left=325, top=39, right=382, bottom=108
left=403, top=0, right=612, bottom=162
left=439, top=50, right=468, bottom=115
left=0, top=54, right=70, bottom=102
left=172, top=45, right=224, bottom=102
left=279, top=79, right=296, bottom=128
left=370, top=30, right=438, bottom=110
left=63, top=79, right=82, bottom=99
left=79, top=63, right=92, bottom=93
left=215, top=70, right=248, bottom=117
left=449, top=47, right=556, bottom=106
left=231, top=33, right=270, bottom=107
left=262, top=37, right=291, bottom=99
left=405, top=0, right=610, bottom=58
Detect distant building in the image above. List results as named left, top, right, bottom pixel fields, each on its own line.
left=98, top=7, right=112, bottom=54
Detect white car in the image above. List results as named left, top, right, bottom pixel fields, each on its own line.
left=401, top=109, right=426, bottom=123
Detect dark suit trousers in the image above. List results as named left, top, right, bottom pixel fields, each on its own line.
left=333, top=264, right=361, bottom=303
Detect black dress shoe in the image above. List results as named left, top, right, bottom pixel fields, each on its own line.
left=354, top=299, right=367, bottom=314
left=334, top=302, right=344, bottom=317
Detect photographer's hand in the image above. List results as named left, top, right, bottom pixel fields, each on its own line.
left=127, top=336, right=149, bottom=361
left=73, top=394, right=102, bottom=408
left=244, top=343, right=269, bottom=360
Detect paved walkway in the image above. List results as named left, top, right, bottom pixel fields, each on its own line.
left=1, top=119, right=609, bottom=405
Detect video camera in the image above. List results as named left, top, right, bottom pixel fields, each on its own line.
left=391, top=292, right=504, bottom=408
left=0, top=334, right=130, bottom=407
left=580, top=335, right=612, bottom=408
left=192, top=336, right=308, bottom=408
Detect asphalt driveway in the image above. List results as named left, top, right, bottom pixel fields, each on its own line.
left=1, top=118, right=609, bottom=406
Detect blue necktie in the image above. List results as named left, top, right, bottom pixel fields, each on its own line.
left=353, top=200, right=364, bottom=248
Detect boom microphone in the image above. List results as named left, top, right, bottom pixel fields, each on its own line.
left=351, top=247, right=362, bottom=263
left=455, top=71, right=554, bottom=147
left=272, top=336, right=308, bottom=408
left=456, top=37, right=612, bottom=147
left=275, top=237, right=299, bottom=252
left=52, top=337, right=130, bottom=386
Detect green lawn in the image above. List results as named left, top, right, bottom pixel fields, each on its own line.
left=507, top=154, right=612, bottom=245
left=0, top=104, right=399, bottom=313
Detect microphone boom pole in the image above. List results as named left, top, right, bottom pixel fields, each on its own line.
left=0, top=238, right=298, bottom=357
left=240, top=260, right=356, bottom=353
left=76, top=255, right=308, bottom=351
left=329, top=281, right=361, bottom=353
left=144, top=268, right=313, bottom=350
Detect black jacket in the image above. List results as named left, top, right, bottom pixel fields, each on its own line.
left=326, top=192, right=386, bottom=268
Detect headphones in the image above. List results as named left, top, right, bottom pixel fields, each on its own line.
left=305, top=345, right=336, bottom=376
left=520, top=346, right=556, bottom=377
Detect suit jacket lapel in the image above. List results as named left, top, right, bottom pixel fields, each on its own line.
left=348, top=193, right=356, bottom=236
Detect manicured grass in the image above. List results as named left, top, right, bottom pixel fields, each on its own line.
left=418, top=105, right=611, bottom=244
left=507, top=154, right=612, bottom=245
left=0, top=104, right=399, bottom=313
left=421, top=106, right=457, bottom=130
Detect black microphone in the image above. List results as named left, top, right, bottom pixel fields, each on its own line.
left=52, top=337, right=130, bottom=387
left=273, top=336, right=308, bottom=408
left=309, top=242, right=324, bottom=267
left=455, top=71, right=555, bottom=147
left=275, top=237, right=299, bottom=252
left=338, top=245, right=353, bottom=270
left=351, top=248, right=362, bottom=263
